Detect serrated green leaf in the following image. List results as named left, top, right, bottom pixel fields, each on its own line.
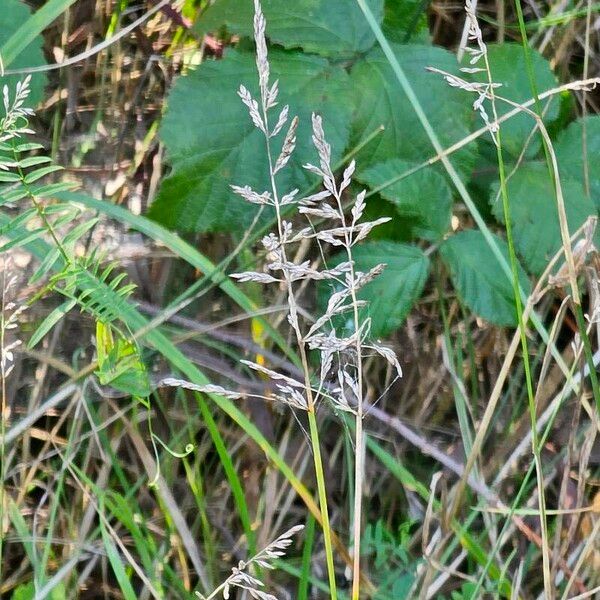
left=554, top=115, right=600, bottom=210
left=151, top=49, right=353, bottom=232
left=440, top=230, right=531, bottom=326
left=358, top=194, right=413, bottom=242
left=358, top=159, right=451, bottom=240
left=196, top=0, right=383, bottom=57
left=319, top=241, right=429, bottom=337
left=490, top=162, right=597, bottom=275
left=469, top=43, right=558, bottom=157
left=349, top=44, right=475, bottom=175
left=382, top=0, right=430, bottom=43
left=0, top=0, right=48, bottom=106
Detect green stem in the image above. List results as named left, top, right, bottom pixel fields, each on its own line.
left=512, top=0, right=600, bottom=413
left=481, top=10, right=552, bottom=582
left=307, top=410, right=338, bottom=599
left=298, top=513, right=316, bottom=600
left=496, top=132, right=551, bottom=594
left=573, top=305, right=600, bottom=411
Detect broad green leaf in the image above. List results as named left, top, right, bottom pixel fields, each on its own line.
left=10, top=583, right=35, bottom=600
left=319, top=241, right=429, bottom=337
left=11, top=582, right=66, bottom=600
left=1, top=0, right=77, bottom=68
left=554, top=115, right=600, bottom=210
left=349, top=44, right=476, bottom=176
left=440, top=230, right=530, bottom=326
left=95, top=321, right=151, bottom=398
left=490, top=162, right=597, bottom=275
left=358, top=194, right=413, bottom=242
left=150, top=49, right=353, bottom=232
left=0, top=0, right=48, bottom=106
left=196, top=0, right=384, bottom=57
left=469, top=43, right=558, bottom=158
left=382, top=0, right=429, bottom=43
left=358, top=159, right=451, bottom=240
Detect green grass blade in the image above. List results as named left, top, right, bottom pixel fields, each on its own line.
left=99, top=498, right=138, bottom=600
left=28, top=299, right=76, bottom=348
left=298, top=513, right=316, bottom=600
left=197, top=393, right=256, bottom=557
left=0, top=0, right=79, bottom=68
left=0, top=208, right=349, bottom=577
left=6, top=496, right=36, bottom=566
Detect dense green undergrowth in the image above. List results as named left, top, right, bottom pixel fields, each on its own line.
left=151, top=0, right=600, bottom=333
left=0, top=0, right=599, bottom=598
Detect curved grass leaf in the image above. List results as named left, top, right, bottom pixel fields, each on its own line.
left=0, top=0, right=77, bottom=68
left=150, top=49, right=353, bottom=232
left=196, top=0, right=384, bottom=58
left=440, top=230, right=531, bottom=326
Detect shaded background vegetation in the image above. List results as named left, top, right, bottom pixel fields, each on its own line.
left=1, top=0, right=600, bottom=598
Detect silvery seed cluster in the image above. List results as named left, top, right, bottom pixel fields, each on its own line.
left=428, top=0, right=502, bottom=146
left=195, top=525, right=304, bottom=600
left=227, top=0, right=401, bottom=416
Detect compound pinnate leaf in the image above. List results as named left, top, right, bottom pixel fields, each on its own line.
left=196, top=0, right=384, bottom=58
left=490, top=162, right=597, bottom=275
left=349, top=44, right=476, bottom=176
left=440, top=230, right=530, bottom=326
left=0, top=0, right=48, bottom=106
left=554, top=115, right=600, bottom=210
left=150, top=49, right=353, bottom=232
left=358, top=158, right=452, bottom=240
left=319, top=241, right=429, bottom=337
left=469, top=43, right=558, bottom=158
